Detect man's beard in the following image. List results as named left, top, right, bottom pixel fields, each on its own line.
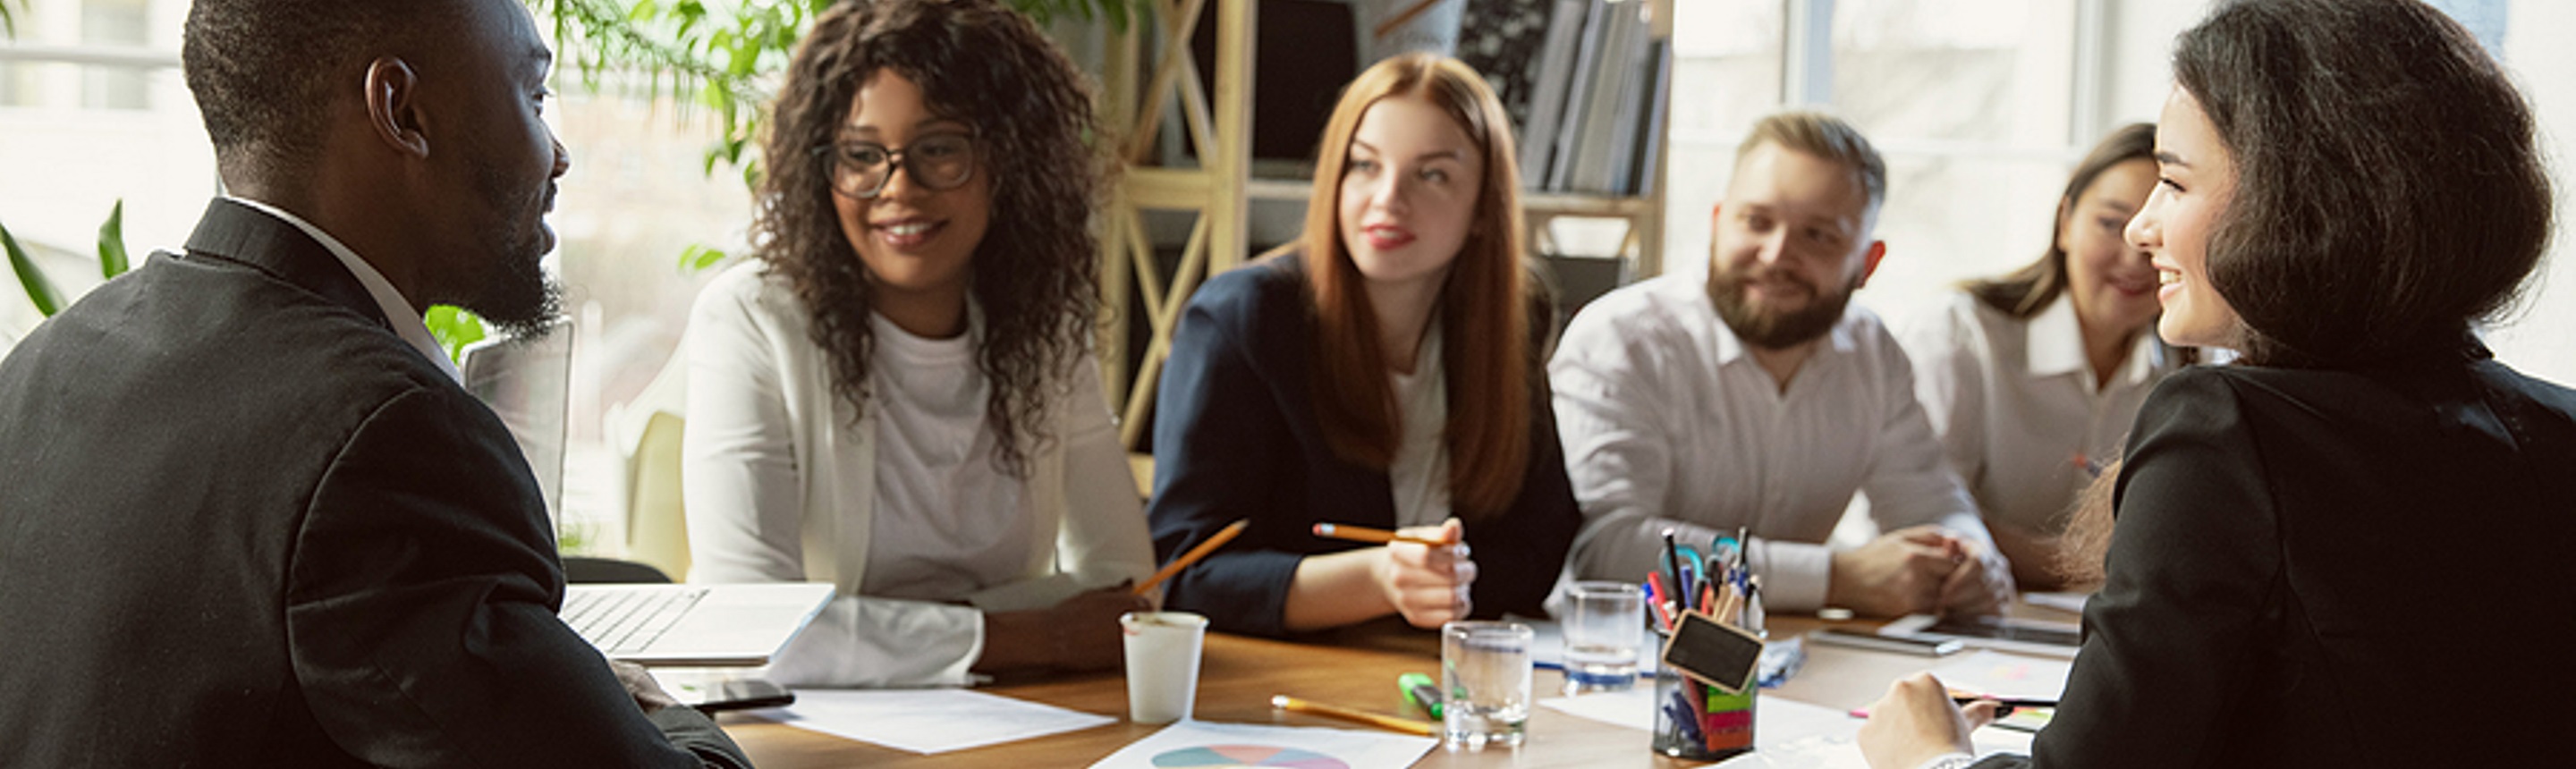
left=464, top=157, right=562, bottom=342
left=1706, top=264, right=1858, bottom=350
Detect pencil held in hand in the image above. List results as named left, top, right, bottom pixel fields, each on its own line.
left=1135, top=520, right=1248, bottom=596
left=1311, top=522, right=1447, bottom=546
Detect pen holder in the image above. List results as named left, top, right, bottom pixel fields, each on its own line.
left=1650, top=628, right=1758, bottom=761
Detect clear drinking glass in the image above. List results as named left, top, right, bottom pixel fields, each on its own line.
left=1441, top=621, right=1534, bottom=749
left=1562, top=580, right=1645, bottom=694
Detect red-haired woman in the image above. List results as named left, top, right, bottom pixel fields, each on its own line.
left=1146, top=54, right=1580, bottom=637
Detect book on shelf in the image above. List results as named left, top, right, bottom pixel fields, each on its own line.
left=1515, top=0, right=1666, bottom=198
left=1512, top=0, right=1592, bottom=182
left=1543, top=0, right=1614, bottom=192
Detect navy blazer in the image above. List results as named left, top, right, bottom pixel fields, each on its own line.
left=1976, top=353, right=2576, bottom=768
left=1148, top=255, right=1581, bottom=637
left=0, top=199, right=747, bottom=767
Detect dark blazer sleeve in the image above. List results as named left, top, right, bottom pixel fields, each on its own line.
left=1149, top=267, right=1311, bottom=636
left=1970, top=368, right=2282, bottom=768
left=1460, top=337, right=1581, bottom=621
left=285, top=384, right=749, bottom=768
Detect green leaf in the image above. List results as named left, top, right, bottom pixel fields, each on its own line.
left=422, top=305, right=488, bottom=364
left=97, top=199, right=129, bottom=279
left=4, top=218, right=64, bottom=317
left=679, top=243, right=730, bottom=273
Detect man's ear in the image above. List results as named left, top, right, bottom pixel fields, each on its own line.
left=364, top=56, right=429, bottom=159
left=1854, top=240, right=1888, bottom=288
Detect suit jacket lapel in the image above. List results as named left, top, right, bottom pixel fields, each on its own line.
left=180, top=198, right=389, bottom=329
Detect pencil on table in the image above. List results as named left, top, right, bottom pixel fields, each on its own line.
left=1271, top=695, right=1439, bottom=737
left=1134, top=519, right=1248, bottom=596
left=1310, top=522, right=1447, bottom=546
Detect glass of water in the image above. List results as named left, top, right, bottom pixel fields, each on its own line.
left=1562, top=580, right=1645, bottom=694
left=1441, top=621, right=1533, bottom=750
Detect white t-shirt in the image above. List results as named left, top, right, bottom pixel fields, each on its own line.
left=861, top=313, right=1034, bottom=600
left=1386, top=324, right=1450, bottom=528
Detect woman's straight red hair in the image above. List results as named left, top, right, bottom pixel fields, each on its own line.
left=1301, top=53, right=1531, bottom=518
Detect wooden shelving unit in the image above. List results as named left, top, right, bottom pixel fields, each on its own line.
left=1097, top=0, right=1674, bottom=448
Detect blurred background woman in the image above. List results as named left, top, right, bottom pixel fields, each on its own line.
left=1147, top=54, right=1580, bottom=637
left=1897, top=123, right=2178, bottom=591
left=1861, top=0, right=2574, bottom=765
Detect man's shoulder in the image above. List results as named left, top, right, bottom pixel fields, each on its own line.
left=1563, top=273, right=1709, bottom=342
left=1827, top=302, right=1910, bottom=361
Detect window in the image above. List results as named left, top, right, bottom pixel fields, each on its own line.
left=1665, top=0, right=2107, bottom=327
left=80, top=0, right=148, bottom=110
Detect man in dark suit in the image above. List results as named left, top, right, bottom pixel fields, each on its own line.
left=0, top=1, right=750, bottom=765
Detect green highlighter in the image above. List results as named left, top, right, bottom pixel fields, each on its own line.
left=1398, top=672, right=1444, bottom=719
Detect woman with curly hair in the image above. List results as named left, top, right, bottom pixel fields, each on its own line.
left=1147, top=54, right=1580, bottom=637
left=1860, top=0, right=2574, bottom=765
left=680, top=0, right=1150, bottom=688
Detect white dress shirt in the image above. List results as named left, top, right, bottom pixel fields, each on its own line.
left=680, top=262, right=1154, bottom=688
left=1896, top=292, right=2176, bottom=534
left=224, top=197, right=461, bottom=383
left=1548, top=273, right=2004, bottom=612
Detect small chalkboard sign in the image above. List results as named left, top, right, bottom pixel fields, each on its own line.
left=1660, top=610, right=1764, bottom=695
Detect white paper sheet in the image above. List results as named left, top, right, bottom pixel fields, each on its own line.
left=1928, top=650, right=2074, bottom=701
left=1542, top=690, right=2035, bottom=767
left=745, top=688, right=1116, bottom=754
left=1085, top=720, right=1436, bottom=769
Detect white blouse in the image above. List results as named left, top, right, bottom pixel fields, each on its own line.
left=1896, top=291, right=2178, bottom=534
left=680, top=262, right=1154, bottom=688
left=1385, top=324, right=1450, bottom=529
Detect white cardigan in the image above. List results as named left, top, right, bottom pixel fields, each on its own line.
left=679, top=262, right=1152, bottom=687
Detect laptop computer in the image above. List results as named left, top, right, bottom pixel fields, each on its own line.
left=459, top=321, right=572, bottom=517
left=562, top=582, right=836, bottom=667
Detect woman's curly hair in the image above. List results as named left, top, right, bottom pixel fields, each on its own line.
left=755, top=0, right=1106, bottom=477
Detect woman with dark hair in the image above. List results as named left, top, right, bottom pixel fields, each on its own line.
left=680, top=0, right=1151, bottom=687
left=1896, top=123, right=2179, bottom=591
left=1860, top=1, right=2575, bottom=766
left=1148, top=54, right=1581, bottom=637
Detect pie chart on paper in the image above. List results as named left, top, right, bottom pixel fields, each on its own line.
left=1149, top=744, right=1352, bottom=769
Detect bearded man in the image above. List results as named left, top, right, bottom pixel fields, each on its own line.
left=1548, top=111, right=2012, bottom=619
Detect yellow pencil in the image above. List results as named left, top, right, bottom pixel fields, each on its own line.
left=1134, top=519, right=1248, bottom=596
left=1271, top=695, right=1439, bottom=737
left=1310, top=522, right=1447, bottom=546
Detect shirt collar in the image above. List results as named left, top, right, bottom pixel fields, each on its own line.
left=223, top=196, right=462, bottom=383
left=2025, top=292, right=2163, bottom=387
left=2024, top=292, right=2089, bottom=378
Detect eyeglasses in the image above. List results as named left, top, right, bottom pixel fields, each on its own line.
left=813, top=132, right=978, bottom=199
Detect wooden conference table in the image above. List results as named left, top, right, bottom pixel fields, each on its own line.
left=717, top=604, right=2080, bottom=768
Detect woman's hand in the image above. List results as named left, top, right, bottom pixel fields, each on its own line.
left=1375, top=518, right=1475, bottom=629
left=1857, top=672, right=1994, bottom=768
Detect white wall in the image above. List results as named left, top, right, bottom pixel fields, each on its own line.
left=2481, top=0, right=2576, bottom=384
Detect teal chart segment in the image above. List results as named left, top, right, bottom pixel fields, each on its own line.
left=1150, top=744, right=1352, bottom=769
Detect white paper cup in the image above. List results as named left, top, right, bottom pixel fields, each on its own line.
left=1120, top=611, right=1208, bottom=724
